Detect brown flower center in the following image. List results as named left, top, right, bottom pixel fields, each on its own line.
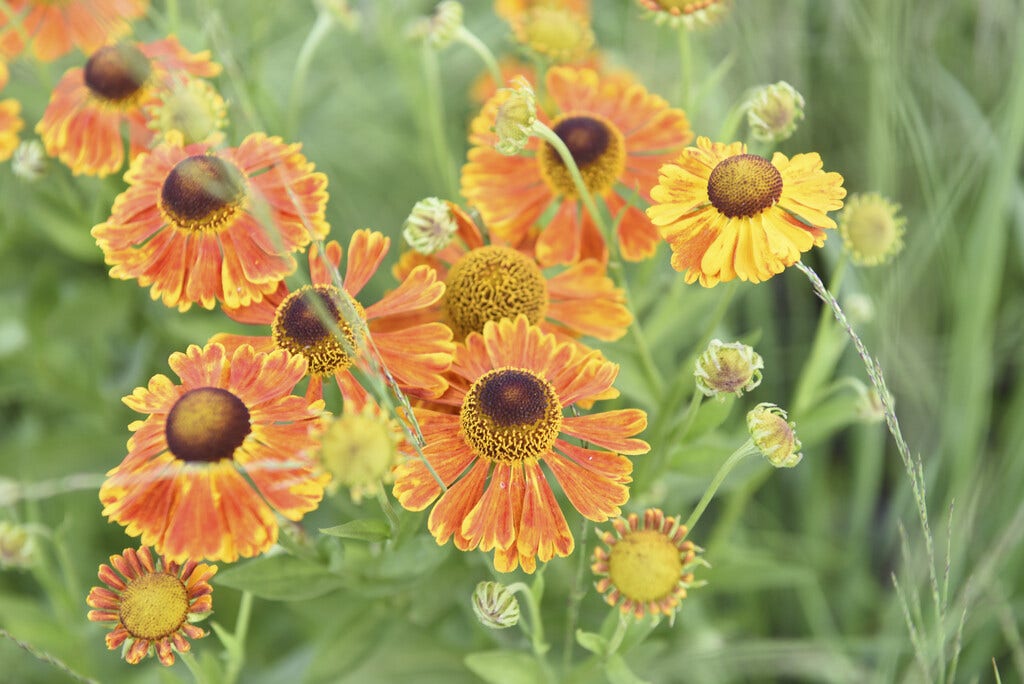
left=460, top=368, right=562, bottom=464
left=443, top=246, right=548, bottom=339
left=538, top=113, right=626, bottom=198
left=160, top=155, right=247, bottom=232
left=165, top=387, right=251, bottom=463
left=608, top=529, right=683, bottom=602
left=84, top=44, right=151, bottom=103
left=706, top=154, right=783, bottom=218
left=272, top=285, right=366, bottom=376
left=118, top=571, right=189, bottom=641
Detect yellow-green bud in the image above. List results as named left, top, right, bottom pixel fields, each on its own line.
left=11, top=140, right=47, bottom=181
left=0, top=521, right=35, bottom=569
left=471, top=581, right=520, bottom=629
left=746, top=402, right=803, bottom=468
left=838, top=192, right=907, bottom=267
left=410, top=1, right=464, bottom=50
left=403, top=197, right=458, bottom=255
left=694, top=339, right=764, bottom=399
left=317, top=405, right=400, bottom=504
left=745, top=81, right=806, bottom=143
left=493, top=77, right=537, bottom=156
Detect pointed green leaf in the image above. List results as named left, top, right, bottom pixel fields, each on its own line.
left=319, top=518, right=392, bottom=542
left=214, top=554, right=344, bottom=601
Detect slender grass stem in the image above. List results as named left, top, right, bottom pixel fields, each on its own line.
left=676, top=27, right=693, bottom=111
left=285, top=10, right=336, bottom=139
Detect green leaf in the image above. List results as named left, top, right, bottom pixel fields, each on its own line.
left=319, top=518, right=392, bottom=542
left=605, top=654, right=651, bottom=684
left=575, top=629, right=607, bottom=655
left=214, top=554, right=345, bottom=601
left=463, top=651, right=547, bottom=684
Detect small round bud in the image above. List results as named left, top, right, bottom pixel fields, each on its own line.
left=493, top=77, right=537, bottom=156
left=746, top=402, right=802, bottom=468
left=403, top=197, right=458, bottom=255
left=471, top=581, right=520, bottom=629
left=839, top=192, right=906, bottom=266
left=745, top=81, right=805, bottom=143
left=0, top=521, right=36, bottom=569
left=12, top=139, right=47, bottom=181
left=694, top=339, right=764, bottom=399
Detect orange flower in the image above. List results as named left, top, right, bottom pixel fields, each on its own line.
left=0, top=0, right=147, bottom=62
left=99, top=343, right=328, bottom=563
left=393, top=201, right=631, bottom=345
left=210, top=230, right=455, bottom=404
left=647, top=136, right=846, bottom=286
left=91, top=132, right=330, bottom=310
left=36, top=37, right=219, bottom=177
left=462, top=66, right=692, bottom=266
left=393, top=315, right=650, bottom=573
left=87, top=546, right=215, bottom=666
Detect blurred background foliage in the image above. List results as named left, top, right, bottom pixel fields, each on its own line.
left=1, top=0, right=1022, bottom=682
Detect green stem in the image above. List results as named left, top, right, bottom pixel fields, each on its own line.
left=605, top=614, right=630, bottom=657
left=375, top=480, right=401, bottom=537
left=684, top=440, right=758, bottom=532
left=676, top=27, right=693, bottom=112
left=791, top=257, right=848, bottom=417
left=506, top=581, right=548, bottom=657
left=562, top=518, right=591, bottom=675
left=178, top=651, right=209, bottom=684
left=224, top=591, right=254, bottom=684
left=285, top=10, right=336, bottom=139
left=456, top=26, right=502, bottom=87
left=422, top=44, right=460, bottom=198
left=165, top=0, right=180, bottom=34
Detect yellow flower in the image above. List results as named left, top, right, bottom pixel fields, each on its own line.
left=839, top=192, right=906, bottom=266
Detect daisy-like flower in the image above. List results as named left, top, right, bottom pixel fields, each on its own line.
left=0, top=0, right=147, bottom=62
left=86, top=546, right=215, bottom=666
left=99, top=343, right=328, bottom=563
left=507, top=3, right=594, bottom=64
left=636, top=0, right=731, bottom=30
left=209, top=229, right=455, bottom=403
left=647, top=136, right=846, bottom=287
left=462, top=66, right=692, bottom=266
left=838, top=192, right=906, bottom=266
left=393, top=201, right=631, bottom=345
left=591, top=508, right=702, bottom=623
left=35, top=37, right=220, bottom=176
left=494, top=0, right=589, bottom=21
left=393, top=314, right=650, bottom=573
left=91, top=132, right=329, bottom=311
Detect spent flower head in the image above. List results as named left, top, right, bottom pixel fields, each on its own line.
left=839, top=192, right=907, bottom=266
left=403, top=197, right=459, bottom=254
left=0, top=521, right=36, bottom=569
left=493, top=76, right=537, bottom=155
left=11, top=139, right=47, bottom=181
left=694, top=339, right=764, bottom=399
left=410, top=1, right=464, bottom=49
left=471, top=581, right=520, bottom=629
left=747, top=402, right=803, bottom=468
left=745, top=81, right=806, bottom=143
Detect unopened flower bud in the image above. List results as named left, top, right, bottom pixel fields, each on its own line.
left=12, top=140, right=47, bottom=181
left=839, top=192, right=906, bottom=267
left=471, top=581, right=520, bottom=629
left=694, top=339, right=764, bottom=399
left=745, top=81, right=805, bottom=143
left=403, top=197, right=458, bottom=255
left=747, top=402, right=802, bottom=468
left=410, top=1, right=464, bottom=49
left=0, top=521, right=36, bottom=569
left=493, top=77, right=536, bottom=156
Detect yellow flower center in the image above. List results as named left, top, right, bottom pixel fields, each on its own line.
left=460, top=368, right=562, bottom=464
left=84, top=44, right=151, bottom=104
left=706, top=154, right=783, bottom=218
left=319, top=412, right=396, bottom=495
left=538, top=113, right=626, bottom=199
left=272, top=285, right=366, bottom=377
left=608, top=529, right=683, bottom=603
left=160, top=156, right=247, bottom=233
left=118, top=571, right=189, bottom=642
left=516, top=6, right=594, bottom=62
left=841, top=195, right=904, bottom=264
left=149, top=79, right=228, bottom=145
left=165, top=387, right=252, bottom=463
left=443, top=246, right=549, bottom=339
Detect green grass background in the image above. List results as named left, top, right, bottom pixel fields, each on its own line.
left=1, top=0, right=1022, bottom=682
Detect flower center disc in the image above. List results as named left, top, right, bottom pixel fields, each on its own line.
left=706, top=154, right=783, bottom=218
left=272, top=285, right=366, bottom=376
left=460, top=368, right=562, bottom=464
left=118, top=572, right=189, bottom=641
left=519, top=7, right=594, bottom=61
left=160, top=155, right=247, bottom=232
left=443, top=246, right=548, bottom=339
left=608, top=530, right=683, bottom=603
left=165, top=387, right=251, bottom=463
left=845, top=204, right=898, bottom=260
left=84, top=44, right=151, bottom=103
left=538, top=113, right=626, bottom=198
